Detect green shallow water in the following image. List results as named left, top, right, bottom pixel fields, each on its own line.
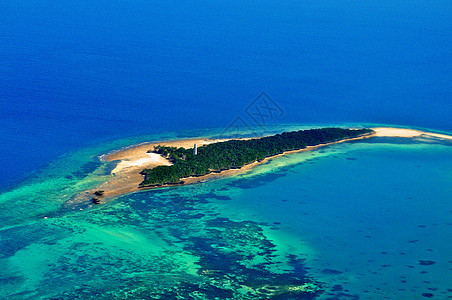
left=0, top=183, right=320, bottom=298
left=0, top=126, right=451, bottom=299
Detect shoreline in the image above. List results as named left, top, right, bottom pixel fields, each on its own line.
left=372, top=127, right=452, bottom=140
left=136, top=132, right=376, bottom=192
left=80, top=127, right=452, bottom=204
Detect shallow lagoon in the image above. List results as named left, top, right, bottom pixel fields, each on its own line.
left=0, top=128, right=451, bottom=299
left=212, top=138, right=452, bottom=298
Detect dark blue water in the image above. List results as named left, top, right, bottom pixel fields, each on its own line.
left=1, top=0, right=451, bottom=190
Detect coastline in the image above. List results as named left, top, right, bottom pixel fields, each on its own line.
left=372, top=127, right=452, bottom=140
left=135, top=132, right=376, bottom=192
left=80, top=127, right=452, bottom=203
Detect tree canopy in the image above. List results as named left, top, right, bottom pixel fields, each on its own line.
left=140, top=127, right=373, bottom=187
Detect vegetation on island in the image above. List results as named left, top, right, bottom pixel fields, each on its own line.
left=140, top=127, right=374, bottom=187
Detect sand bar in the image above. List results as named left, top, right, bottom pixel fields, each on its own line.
left=373, top=127, right=452, bottom=140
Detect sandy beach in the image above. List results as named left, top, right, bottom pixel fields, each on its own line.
left=373, top=127, right=452, bottom=140
left=87, top=138, right=228, bottom=199
left=81, top=127, right=451, bottom=203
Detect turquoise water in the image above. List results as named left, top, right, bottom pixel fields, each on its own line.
left=213, top=138, right=452, bottom=298
left=0, top=126, right=451, bottom=298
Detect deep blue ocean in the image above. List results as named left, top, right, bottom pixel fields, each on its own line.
left=0, top=1, right=451, bottom=299
left=1, top=0, right=451, bottom=190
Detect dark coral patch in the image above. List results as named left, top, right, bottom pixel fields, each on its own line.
left=321, top=269, right=343, bottom=275
left=422, top=292, right=434, bottom=297
left=332, top=284, right=343, bottom=291
left=419, top=260, right=435, bottom=266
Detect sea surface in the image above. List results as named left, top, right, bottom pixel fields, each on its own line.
left=1, top=0, right=451, bottom=190
left=1, top=0, right=451, bottom=299
left=0, top=126, right=451, bottom=299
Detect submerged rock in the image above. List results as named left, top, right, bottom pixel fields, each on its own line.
left=94, top=190, right=104, bottom=196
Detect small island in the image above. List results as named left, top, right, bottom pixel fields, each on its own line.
left=77, top=126, right=450, bottom=204
left=140, top=128, right=373, bottom=187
